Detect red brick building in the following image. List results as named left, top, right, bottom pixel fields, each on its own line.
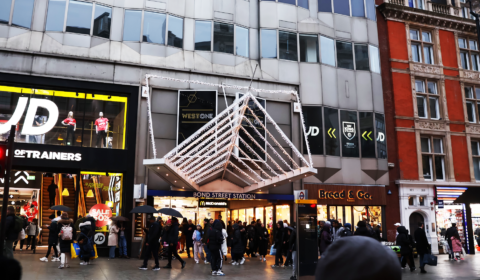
left=377, top=0, right=478, bottom=252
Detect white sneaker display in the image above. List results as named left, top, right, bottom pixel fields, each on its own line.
left=39, top=257, right=48, bottom=262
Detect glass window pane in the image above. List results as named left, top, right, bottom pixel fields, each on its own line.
left=320, top=36, right=335, bottom=66
left=299, top=34, right=318, bottom=62
left=422, top=31, right=431, bottom=42
left=353, top=207, right=366, bottom=228
left=334, top=0, right=350, bottom=16
left=471, top=141, right=479, bottom=156
left=337, top=206, right=344, bottom=224
left=470, top=40, right=477, bottom=50
left=435, top=156, right=444, bottom=180
left=352, top=0, right=365, bottom=17
left=329, top=206, right=337, bottom=220
left=408, top=196, right=415, bottom=205
left=417, top=96, right=426, bottom=118
left=298, top=0, right=309, bottom=9
left=0, top=0, right=12, bottom=24
left=46, top=0, right=66, bottom=32
left=476, top=88, right=480, bottom=99
left=12, top=0, right=35, bottom=28
left=66, top=0, right=93, bottom=35
left=318, top=0, right=332, bottom=12
left=458, top=38, right=466, bottom=49
left=276, top=205, right=290, bottom=224
left=473, top=157, right=480, bottom=180
left=345, top=206, right=352, bottom=225
left=235, top=26, right=249, bottom=57
left=461, top=52, right=469, bottom=69
left=465, top=86, right=473, bottom=98
left=359, top=112, right=375, bottom=158
left=369, top=45, right=380, bottom=73
left=213, top=22, right=234, bottom=54
left=336, top=41, right=354, bottom=69
left=423, top=45, right=433, bottom=64
left=261, top=29, right=277, bottom=58
left=411, top=44, right=421, bottom=62
left=317, top=205, right=328, bottom=223
left=324, top=107, right=340, bottom=156
left=195, top=20, right=211, bottom=51
left=354, top=44, right=369, bottom=70
left=366, top=0, right=376, bottom=20
left=421, top=137, right=430, bottom=152
left=422, top=155, right=432, bottom=180
left=433, top=138, right=443, bottom=153
left=410, top=30, right=419, bottom=40
left=429, top=97, right=439, bottom=119
left=278, top=0, right=296, bottom=4
left=279, top=31, right=298, bottom=61
left=427, top=82, right=437, bottom=94
left=415, top=80, right=425, bottom=92
left=93, top=5, right=111, bottom=39
left=123, top=10, right=141, bottom=41
left=419, top=196, right=425, bottom=206
left=341, top=110, right=359, bottom=157
left=142, top=12, right=166, bottom=44
left=303, top=106, right=323, bottom=155
left=466, top=101, right=476, bottom=122
left=168, top=15, right=183, bottom=48
left=472, top=54, right=479, bottom=71
left=375, top=113, right=387, bottom=159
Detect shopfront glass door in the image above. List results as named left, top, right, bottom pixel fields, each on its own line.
left=266, top=206, right=274, bottom=230
left=255, top=207, right=264, bottom=225
left=246, top=208, right=254, bottom=224
left=276, top=205, right=290, bottom=225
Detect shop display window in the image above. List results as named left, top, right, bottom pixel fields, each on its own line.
left=0, top=85, right=127, bottom=149
left=266, top=206, right=274, bottom=229
left=353, top=206, right=366, bottom=228
left=232, top=209, right=239, bottom=222
left=317, top=205, right=327, bottom=222
left=276, top=205, right=290, bottom=224
left=246, top=208, right=254, bottom=224
left=255, top=207, right=264, bottom=225
left=238, top=209, right=246, bottom=223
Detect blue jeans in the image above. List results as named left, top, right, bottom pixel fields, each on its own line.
left=109, top=246, right=116, bottom=259
left=203, top=244, right=211, bottom=262
left=419, top=254, right=425, bottom=269
left=119, top=236, right=127, bottom=256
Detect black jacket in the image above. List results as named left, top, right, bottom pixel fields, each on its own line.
left=207, top=220, right=224, bottom=251
left=47, top=221, right=59, bottom=245
left=85, top=216, right=96, bottom=237
left=247, top=225, right=256, bottom=240
left=147, top=221, right=161, bottom=245
left=414, top=227, right=429, bottom=254
left=4, top=214, right=17, bottom=241
left=354, top=221, right=373, bottom=238
left=445, top=226, right=458, bottom=242
left=231, top=224, right=244, bottom=254
left=288, top=229, right=297, bottom=252
left=202, top=223, right=211, bottom=244
left=395, top=226, right=412, bottom=254
left=183, top=223, right=195, bottom=246
left=47, top=183, right=58, bottom=196
left=475, top=227, right=480, bottom=236
left=168, top=222, right=180, bottom=244
left=274, top=221, right=285, bottom=249
left=161, top=225, right=170, bottom=244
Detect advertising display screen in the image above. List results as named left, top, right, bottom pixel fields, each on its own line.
left=359, top=112, right=375, bottom=158
left=303, top=106, right=323, bottom=155
left=340, top=110, right=359, bottom=157
left=177, top=90, right=217, bottom=145
left=375, top=113, right=387, bottom=159
left=324, top=107, right=340, bottom=156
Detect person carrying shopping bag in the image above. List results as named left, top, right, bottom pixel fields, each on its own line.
left=193, top=225, right=205, bottom=264
left=58, top=212, right=75, bottom=269
left=25, top=219, right=40, bottom=253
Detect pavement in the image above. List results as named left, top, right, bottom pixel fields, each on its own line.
left=10, top=246, right=480, bottom=279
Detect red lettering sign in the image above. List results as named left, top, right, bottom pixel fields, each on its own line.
left=89, top=204, right=112, bottom=227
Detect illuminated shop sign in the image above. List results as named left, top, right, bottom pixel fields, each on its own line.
left=319, top=189, right=373, bottom=201
left=304, top=184, right=386, bottom=205
left=13, top=149, right=82, bottom=161
left=198, top=199, right=229, bottom=208
left=193, top=191, right=257, bottom=199
left=303, top=106, right=323, bottom=155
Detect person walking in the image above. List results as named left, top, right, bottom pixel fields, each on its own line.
left=40, top=214, right=60, bottom=262
left=25, top=218, right=39, bottom=253
left=340, top=223, right=353, bottom=237
left=227, top=221, right=233, bottom=254
left=164, top=217, right=186, bottom=269
left=272, top=220, right=286, bottom=268
left=47, top=181, right=58, bottom=208
left=319, top=222, right=332, bottom=256
left=239, top=221, right=247, bottom=262
left=331, top=220, right=344, bottom=242
left=287, top=227, right=297, bottom=280
left=354, top=221, right=372, bottom=238
left=414, top=222, right=430, bottom=273
left=108, top=221, right=119, bottom=259
left=221, top=225, right=228, bottom=262
left=445, top=223, right=459, bottom=260
left=3, top=206, right=18, bottom=259
left=184, top=219, right=194, bottom=258
left=231, top=223, right=244, bottom=265
left=474, top=225, right=480, bottom=246
left=193, top=225, right=205, bottom=264
left=396, top=226, right=415, bottom=271
left=179, top=218, right=188, bottom=253
left=247, top=221, right=257, bottom=258
left=118, top=221, right=129, bottom=258
left=451, top=232, right=464, bottom=261
left=13, top=215, right=28, bottom=251
left=139, top=216, right=161, bottom=271
left=57, top=212, right=75, bottom=269
left=77, top=221, right=93, bottom=265
left=202, top=218, right=212, bottom=264
left=258, top=222, right=269, bottom=262
left=208, top=220, right=225, bottom=276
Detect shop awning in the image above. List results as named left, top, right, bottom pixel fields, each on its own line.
left=144, top=92, right=317, bottom=193
left=453, top=187, right=480, bottom=204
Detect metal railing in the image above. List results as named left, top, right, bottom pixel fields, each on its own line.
left=432, top=2, right=450, bottom=14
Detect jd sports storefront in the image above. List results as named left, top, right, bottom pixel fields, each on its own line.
left=0, top=73, right=138, bottom=256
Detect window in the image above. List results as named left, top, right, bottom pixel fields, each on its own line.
left=12, top=0, right=35, bottom=29
left=360, top=112, right=375, bottom=158
left=369, top=45, right=381, bottom=73
left=235, top=26, right=249, bottom=57
left=409, top=0, right=424, bottom=9
left=93, top=5, right=112, bottom=39
left=195, top=21, right=211, bottom=51
left=167, top=15, right=183, bottom=48
left=320, top=36, right=335, bottom=66
left=459, top=38, right=479, bottom=71
left=410, top=29, right=434, bottom=64
left=408, top=196, right=415, bottom=206
left=324, top=107, right=340, bottom=156
left=354, top=44, right=369, bottom=71
left=279, top=31, right=298, bottom=61
left=0, top=0, right=12, bottom=24
left=352, top=0, right=365, bottom=17
left=123, top=10, right=141, bottom=41
left=415, top=79, right=440, bottom=120
left=419, top=196, right=426, bottom=206
left=261, top=29, right=277, bottom=59
left=464, top=85, right=480, bottom=123
left=46, top=0, right=67, bottom=31
left=318, top=0, right=332, bottom=12
left=421, top=136, right=445, bottom=181
left=214, top=22, right=234, bottom=54
left=375, top=113, right=387, bottom=159
left=341, top=110, right=359, bottom=157
left=278, top=0, right=296, bottom=4
left=334, top=0, right=351, bottom=16
left=472, top=141, right=480, bottom=180
left=366, top=0, right=376, bottom=20
left=66, top=0, right=93, bottom=35
left=299, top=34, right=318, bottom=63
left=298, top=0, right=309, bottom=9
left=336, top=41, right=354, bottom=70
left=462, top=7, right=469, bottom=18
left=142, top=12, right=166, bottom=44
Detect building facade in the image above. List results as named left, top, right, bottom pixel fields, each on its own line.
left=0, top=0, right=390, bottom=253
left=377, top=0, right=478, bottom=253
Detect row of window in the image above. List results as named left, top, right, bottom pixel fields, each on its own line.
left=302, top=106, right=387, bottom=159
left=263, top=0, right=309, bottom=9
left=317, top=0, right=376, bottom=20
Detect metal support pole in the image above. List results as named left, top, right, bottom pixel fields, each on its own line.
left=0, top=126, right=16, bottom=256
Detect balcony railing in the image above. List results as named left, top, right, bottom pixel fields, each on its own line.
left=432, top=2, right=449, bottom=14
left=386, top=0, right=468, bottom=18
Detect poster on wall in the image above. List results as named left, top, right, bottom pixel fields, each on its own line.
left=236, top=93, right=266, bottom=161
left=302, top=106, right=323, bottom=155
left=177, top=90, right=217, bottom=145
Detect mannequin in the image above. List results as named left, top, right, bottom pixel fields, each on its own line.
left=61, top=111, right=76, bottom=146
left=95, top=112, right=108, bottom=148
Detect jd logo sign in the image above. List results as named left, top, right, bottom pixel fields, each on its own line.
left=306, top=126, right=319, bottom=137
left=94, top=232, right=105, bottom=245
left=0, top=97, right=59, bottom=135
left=342, top=122, right=356, bottom=140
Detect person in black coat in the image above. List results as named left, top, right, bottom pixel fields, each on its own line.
left=395, top=226, right=415, bottom=271
left=414, top=222, right=429, bottom=274
left=287, top=227, right=297, bottom=280
left=208, top=220, right=225, bottom=275
left=39, top=214, right=59, bottom=262
left=272, top=220, right=286, bottom=268
left=84, top=215, right=96, bottom=237
left=354, top=221, right=373, bottom=238
left=231, top=223, right=244, bottom=264
left=139, top=216, right=161, bottom=270
left=238, top=221, right=247, bottom=257
left=258, top=222, right=269, bottom=262
left=445, top=223, right=458, bottom=260
left=77, top=221, right=93, bottom=265
left=247, top=221, right=257, bottom=257
left=47, top=181, right=58, bottom=207
left=164, top=217, right=186, bottom=269
left=183, top=219, right=195, bottom=258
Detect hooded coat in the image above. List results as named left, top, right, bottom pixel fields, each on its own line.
left=231, top=223, right=244, bottom=254
left=47, top=220, right=59, bottom=245
left=414, top=227, right=429, bottom=254
left=58, top=218, right=75, bottom=253
left=395, top=226, right=412, bottom=254
left=274, top=221, right=285, bottom=250
left=207, top=220, right=224, bottom=251
left=319, top=224, right=332, bottom=254
left=183, top=223, right=195, bottom=246
left=77, top=221, right=92, bottom=258
left=168, top=220, right=180, bottom=245
left=258, top=225, right=269, bottom=256
left=354, top=221, right=373, bottom=238
left=315, top=236, right=401, bottom=280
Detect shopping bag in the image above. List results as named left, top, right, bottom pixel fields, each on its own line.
left=422, top=254, right=437, bottom=266
left=269, top=245, right=276, bottom=255
left=71, top=243, right=80, bottom=259
left=90, top=244, right=98, bottom=259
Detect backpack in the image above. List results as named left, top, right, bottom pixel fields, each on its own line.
left=13, top=216, right=24, bottom=235
left=60, top=224, right=73, bottom=240
left=340, top=229, right=352, bottom=237
left=80, top=232, right=94, bottom=252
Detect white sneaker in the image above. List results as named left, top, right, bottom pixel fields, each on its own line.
left=240, top=257, right=245, bottom=265
left=58, top=264, right=64, bottom=269
left=229, top=260, right=234, bottom=263
left=232, top=262, right=238, bottom=265
left=263, top=258, right=266, bottom=262
left=80, top=262, right=88, bottom=265
left=39, top=257, right=48, bottom=262
left=20, top=249, right=23, bottom=251
left=255, top=253, right=259, bottom=257
left=217, top=270, right=225, bottom=276
left=195, top=260, right=199, bottom=264
left=212, top=271, right=217, bottom=275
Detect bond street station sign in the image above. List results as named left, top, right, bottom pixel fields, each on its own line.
left=198, top=199, right=229, bottom=208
